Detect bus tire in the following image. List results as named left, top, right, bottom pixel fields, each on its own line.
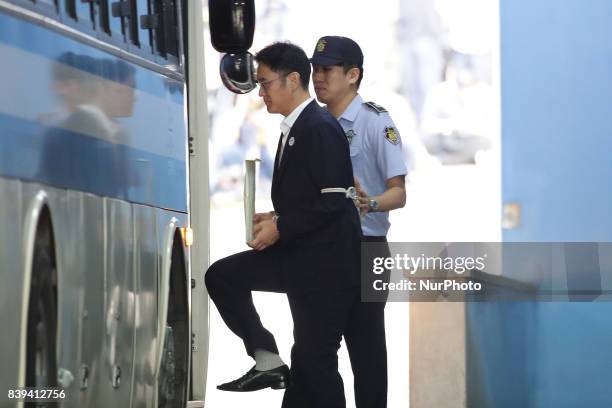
left=159, top=234, right=189, bottom=408
left=25, top=214, right=58, bottom=393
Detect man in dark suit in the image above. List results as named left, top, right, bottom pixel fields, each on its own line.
left=205, top=42, right=362, bottom=408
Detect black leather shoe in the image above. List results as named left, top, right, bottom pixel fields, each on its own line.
left=217, top=365, right=290, bottom=392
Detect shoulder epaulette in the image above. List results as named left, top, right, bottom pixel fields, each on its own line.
left=364, top=101, right=388, bottom=114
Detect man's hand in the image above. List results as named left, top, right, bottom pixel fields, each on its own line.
left=354, top=175, right=406, bottom=214
left=354, top=177, right=370, bottom=215
left=253, top=212, right=274, bottom=223
left=248, top=218, right=280, bottom=251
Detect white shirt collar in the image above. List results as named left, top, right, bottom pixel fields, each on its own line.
left=280, top=97, right=313, bottom=137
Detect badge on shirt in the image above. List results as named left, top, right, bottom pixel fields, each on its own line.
left=345, top=129, right=356, bottom=144
left=288, top=136, right=295, bottom=146
left=384, top=126, right=399, bottom=145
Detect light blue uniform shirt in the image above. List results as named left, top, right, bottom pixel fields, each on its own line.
left=337, top=94, right=408, bottom=236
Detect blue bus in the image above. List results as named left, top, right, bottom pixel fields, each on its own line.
left=0, top=0, right=255, bottom=406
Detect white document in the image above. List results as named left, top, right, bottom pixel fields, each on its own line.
left=244, top=159, right=260, bottom=242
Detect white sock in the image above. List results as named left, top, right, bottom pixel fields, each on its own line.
left=254, top=349, right=285, bottom=371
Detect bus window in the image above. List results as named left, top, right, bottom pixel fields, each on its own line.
left=149, top=0, right=166, bottom=57
left=75, top=1, right=93, bottom=27
left=37, top=0, right=58, bottom=10
left=126, top=0, right=139, bottom=46
left=146, top=0, right=166, bottom=57
left=147, top=0, right=177, bottom=59
left=109, top=0, right=139, bottom=47
left=27, top=0, right=59, bottom=16
left=108, top=0, right=128, bottom=43
left=98, top=0, right=111, bottom=35
left=64, top=0, right=94, bottom=28
left=161, top=0, right=178, bottom=57
left=63, top=0, right=75, bottom=19
left=135, top=0, right=152, bottom=50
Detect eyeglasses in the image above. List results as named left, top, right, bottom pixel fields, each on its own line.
left=256, top=73, right=289, bottom=91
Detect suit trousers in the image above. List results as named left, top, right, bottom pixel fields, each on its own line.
left=205, top=245, right=360, bottom=408
left=344, top=236, right=390, bottom=408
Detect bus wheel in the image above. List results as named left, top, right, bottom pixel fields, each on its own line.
left=158, top=236, right=189, bottom=408
left=25, top=214, right=58, bottom=392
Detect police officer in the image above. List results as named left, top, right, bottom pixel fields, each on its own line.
left=311, top=36, right=408, bottom=408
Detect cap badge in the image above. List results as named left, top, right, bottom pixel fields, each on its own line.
left=288, top=136, right=295, bottom=146
left=316, top=39, right=327, bottom=53
left=384, top=127, right=399, bottom=145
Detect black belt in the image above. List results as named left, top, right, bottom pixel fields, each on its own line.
left=362, top=235, right=387, bottom=243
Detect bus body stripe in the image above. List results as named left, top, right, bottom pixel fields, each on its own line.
left=1, top=112, right=187, bottom=212
left=0, top=12, right=183, bottom=103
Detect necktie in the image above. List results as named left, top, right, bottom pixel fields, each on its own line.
left=278, top=131, right=288, bottom=167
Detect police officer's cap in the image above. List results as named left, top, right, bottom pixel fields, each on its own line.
left=310, top=36, right=363, bottom=67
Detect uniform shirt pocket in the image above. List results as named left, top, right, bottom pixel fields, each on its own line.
left=350, top=142, right=362, bottom=157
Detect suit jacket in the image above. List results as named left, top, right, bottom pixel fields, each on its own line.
left=271, top=100, right=362, bottom=294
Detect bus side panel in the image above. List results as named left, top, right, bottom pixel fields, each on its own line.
left=44, top=187, right=87, bottom=405
left=155, top=209, right=190, bottom=399
left=77, top=192, right=106, bottom=406
left=101, top=198, right=136, bottom=406
left=131, top=203, right=160, bottom=408
left=14, top=183, right=177, bottom=407
left=0, top=176, right=189, bottom=407
left=31, top=185, right=105, bottom=407
left=0, top=178, right=24, bottom=400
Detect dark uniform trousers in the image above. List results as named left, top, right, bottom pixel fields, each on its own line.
left=344, top=235, right=391, bottom=408
left=205, top=244, right=360, bottom=408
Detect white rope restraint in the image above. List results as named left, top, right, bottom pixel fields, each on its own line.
left=321, top=187, right=359, bottom=207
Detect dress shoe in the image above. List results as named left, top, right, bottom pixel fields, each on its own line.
left=217, top=365, right=290, bottom=392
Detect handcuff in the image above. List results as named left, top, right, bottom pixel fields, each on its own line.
left=320, top=186, right=360, bottom=208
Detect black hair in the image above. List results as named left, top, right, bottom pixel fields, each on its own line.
left=53, top=52, right=97, bottom=81
left=54, top=53, right=135, bottom=86
left=255, top=42, right=311, bottom=90
left=339, top=62, right=364, bottom=89
left=113, top=60, right=136, bottom=84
